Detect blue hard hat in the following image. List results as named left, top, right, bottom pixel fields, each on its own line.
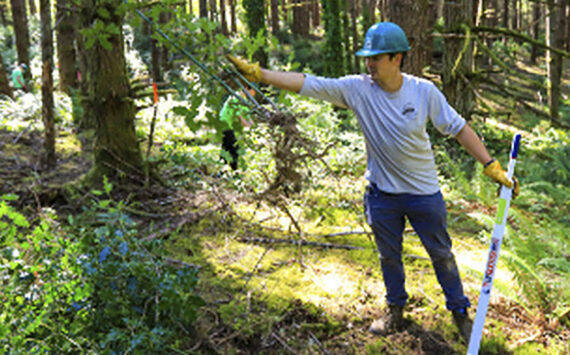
left=356, top=22, right=410, bottom=57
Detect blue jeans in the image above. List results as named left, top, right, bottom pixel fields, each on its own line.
left=364, top=183, right=470, bottom=311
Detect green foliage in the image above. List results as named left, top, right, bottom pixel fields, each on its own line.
left=81, top=20, right=121, bottom=51
left=321, top=0, right=345, bottom=77
left=242, top=0, right=268, bottom=65
left=0, top=186, right=204, bottom=353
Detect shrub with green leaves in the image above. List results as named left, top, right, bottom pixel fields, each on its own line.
left=0, top=185, right=205, bottom=353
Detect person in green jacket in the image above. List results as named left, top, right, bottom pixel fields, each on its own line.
left=12, top=63, right=28, bottom=92
left=219, top=87, right=255, bottom=170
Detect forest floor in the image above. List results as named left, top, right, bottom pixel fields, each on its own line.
left=1, top=125, right=568, bottom=355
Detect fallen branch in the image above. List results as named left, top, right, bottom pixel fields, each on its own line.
left=237, top=236, right=364, bottom=250
left=322, top=230, right=372, bottom=238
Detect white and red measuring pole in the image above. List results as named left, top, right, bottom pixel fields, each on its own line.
left=467, top=133, right=521, bottom=355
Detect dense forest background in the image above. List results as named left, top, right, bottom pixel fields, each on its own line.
left=0, top=0, right=568, bottom=353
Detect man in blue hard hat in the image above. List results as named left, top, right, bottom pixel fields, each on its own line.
left=227, top=22, right=519, bottom=342
left=12, top=63, right=28, bottom=93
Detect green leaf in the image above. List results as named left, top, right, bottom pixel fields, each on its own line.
left=106, top=23, right=121, bottom=35
left=99, top=35, right=113, bottom=51
left=85, top=36, right=96, bottom=50
left=97, top=7, right=111, bottom=19
left=1, top=194, right=18, bottom=201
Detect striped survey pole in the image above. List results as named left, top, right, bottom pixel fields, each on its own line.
left=467, top=133, right=521, bottom=355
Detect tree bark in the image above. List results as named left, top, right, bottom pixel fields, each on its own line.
left=10, top=0, right=31, bottom=80
left=547, top=0, right=565, bottom=119
left=502, top=0, right=509, bottom=41
left=350, top=0, right=360, bottom=73
left=56, top=0, right=78, bottom=94
left=270, top=0, right=279, bottom=36
left=40, top=0, right=56, bottom=168
left=442, top=0, right=474, bottom=120
left=0, top=52, right=13, bottom=98
left=388, top=0, right=431, bottom=77
left=28, top=0, right=36, bottom=14
left=292, top=0, right=309, bottom=37
left=199, top=0, right=208, bottom=19
left=342, top=0, right=351, bottom=73
left=311, top=0, right=319, bottom=28
left=220, top=0, right=228, bottom=35
left=209, top=0, right=217, bottom=23
left=322, top=0, right=344, bottom=77
left=80, top=0, right=144, bottom=183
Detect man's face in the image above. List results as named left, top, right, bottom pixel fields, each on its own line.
left=365, top=53, right=400, bottom=82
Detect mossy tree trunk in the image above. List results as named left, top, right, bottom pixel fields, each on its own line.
left=56, top=0, right=78, bottom=95
left=442, top=0, right=474, bottom=120
left=0, top=51, right=13, bottom=98
left=80, top=0, right=144, bottom=183
left=388, top=0, right=431, bottom=77
left=546, top=0, right=565, bottom=120
left=322, top=0, right=344, bottom=78
left=40, top=0, right=55, bottom=168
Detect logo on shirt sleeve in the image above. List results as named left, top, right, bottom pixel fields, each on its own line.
left=402, top=103, right=416, bottom=118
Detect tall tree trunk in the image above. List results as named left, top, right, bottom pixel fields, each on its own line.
left=486, top=0, right=497, bottom=67
left=281, top=0, right=288, bottom=26
left=442, top=0, right=474, bottom=119
left=350, top=0, right=360, bottom=73
left=511, top=0, right=516, bottom=31
left=10, top=0, right=31, bottom=80
left=56, top=0, right=78, bottom=94
left=199, top=0, right=208, bottom=19
left=220, top=0, right=227, bottom=35
left=361, top=0, right=371, bottom=33
left=292, top=0, right=309, bottom=37
left=209, top=0, right=217, bottom=23
left=0, top=52, right=13, bottom=98
left=28, top=0, right=36, bottom=14
left=311, top=0, right=319, bottom=28
left=502, top=0, right=509, bottom=42
left=368, top=0, right=376, bottom=24
left=547, top=0, right=565, bottom=119
left=80, top=0, right=144, bottom=183
left=322, top=0, right=344, bottom=77
left=530, top=1, right=540, bottom=64
left=40, top=0, right=55, bottom=168
left=388, top=0, right=430, bottom=77
left=270, top=0, right=279, bottom=36
left=159, top=12, right=170, bottom=73
left=342, top=0, right=351, bottom=73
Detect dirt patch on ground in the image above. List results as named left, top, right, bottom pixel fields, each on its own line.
left=0, top=129, right=93, bottom=209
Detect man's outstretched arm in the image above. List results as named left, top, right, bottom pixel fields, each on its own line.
left=260, top=69, right=305, bottom=93
left=227, top=55, right=305, bottom=93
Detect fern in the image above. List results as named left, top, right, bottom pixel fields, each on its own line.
left=501, top=249, right=551, bottom=311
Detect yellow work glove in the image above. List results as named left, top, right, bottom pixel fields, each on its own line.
left=226, top=55, right=262, bottom=83
left=483, top=159, right=520, bottom=198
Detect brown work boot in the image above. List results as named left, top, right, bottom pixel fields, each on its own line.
left=369, top=304, right=405, bottom=335
left=452, top=308, right=473, bottom=343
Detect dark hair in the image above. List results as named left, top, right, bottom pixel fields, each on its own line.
left=388, top=52, right=407, bottom=70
